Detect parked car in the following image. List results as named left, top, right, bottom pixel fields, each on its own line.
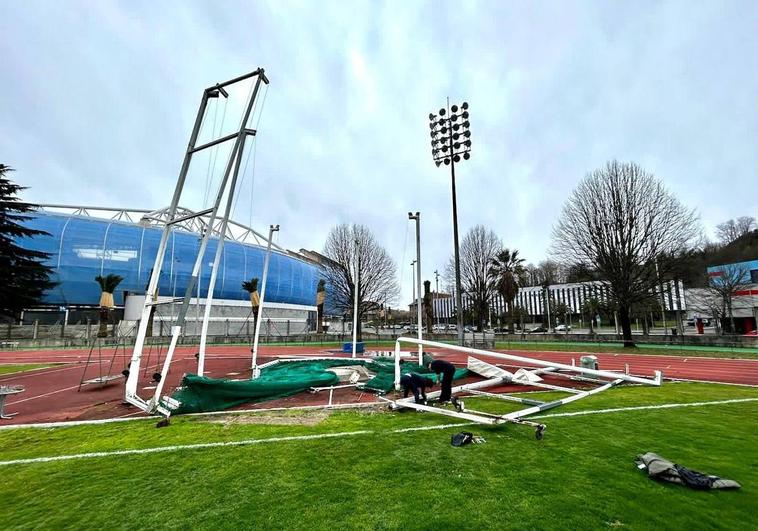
left=554, top=324, right=571, bottom=332
left=527, top=325, right=547, bottom=334
left=447, top=324, right=458, bottom=331
left=432, top=324, right=446, bottom=332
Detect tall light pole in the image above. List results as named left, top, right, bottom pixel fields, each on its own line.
left=434, top=269, right=440, bottom=329
left=251, top=224, right=279, bottom=377
left=409, top=212, right=423, bottom=362
left=352, top=237, right=360, bottom=358
left=429, top=100, right=471, bottom=345
left=410, top=260, right=416, bottom=326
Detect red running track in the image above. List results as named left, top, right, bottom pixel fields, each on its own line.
left=0, top=345, right=756, bottom=426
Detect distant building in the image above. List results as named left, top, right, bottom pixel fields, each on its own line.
left=414, top=280, right=685, bottom=326
left=695, top=260, right=758, bottom=333
left=16, top=206, right=324, bottom=334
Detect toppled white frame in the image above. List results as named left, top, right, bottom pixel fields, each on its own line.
left=388, top=337, right=662, bottom=431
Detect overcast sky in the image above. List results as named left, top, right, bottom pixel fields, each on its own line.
left=2, top=0, right=756, bottom=306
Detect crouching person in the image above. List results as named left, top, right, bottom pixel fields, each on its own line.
left=428, top=359, right=456, bottom=403
left=400, top=373, right=435, bottom=404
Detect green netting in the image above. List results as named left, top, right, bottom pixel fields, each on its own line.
left=166, top=354, right=469, bottom=415
left=360, top=355, right=469, bottom=393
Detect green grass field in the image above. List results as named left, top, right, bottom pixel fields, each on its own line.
left=0, top=382, right=756, bottom=530
left=0, top=363, right=59, bottom=376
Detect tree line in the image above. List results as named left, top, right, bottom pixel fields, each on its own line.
left=2, top=160, right=754, bottom=345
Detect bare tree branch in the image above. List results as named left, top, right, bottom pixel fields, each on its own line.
left=716, top=216, right=757, bottom=244
left=552, top=160, right=699, bottom=346
left=444, top=225, right=501, bottom=330
left=322, top=223, right=399, bottom=340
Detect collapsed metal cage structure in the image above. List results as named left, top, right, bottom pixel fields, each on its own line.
left=387, top=337, right=662, bottom=438
left=125, top=69, right=270, bottom=415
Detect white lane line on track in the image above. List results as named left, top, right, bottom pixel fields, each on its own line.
left=4, top=357, right=178, bottom=406
left=0, top=365, right=94, bottom=383
left=2, top=398, right=756, bottom=466
left=6, top=384, right=83, bottom=405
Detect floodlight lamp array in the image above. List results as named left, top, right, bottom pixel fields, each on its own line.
left=429, top=101, right=472, bottom=167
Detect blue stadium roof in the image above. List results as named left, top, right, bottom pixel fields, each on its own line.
left=20, top=211, right=323, bottom=308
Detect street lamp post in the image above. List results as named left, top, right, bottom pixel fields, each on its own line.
left=409, top=212, right=423, bottom=363
left=429, top=100, right=471, bottom=346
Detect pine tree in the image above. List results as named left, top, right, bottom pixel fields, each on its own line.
left=0, top=165, right=56, bottom=320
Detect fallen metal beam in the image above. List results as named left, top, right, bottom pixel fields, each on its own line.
left=379, top=396, right=500, bottom=424
left=395, top=337, right=662, bottom=387
left=502, top=379, right=623, bottom=421
left=508, top=378, right=585, bottom=394
left=465, top=390, right=544, bottom=406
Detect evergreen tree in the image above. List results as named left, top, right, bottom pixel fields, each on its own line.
left=0, top=165, right=56, bottom=320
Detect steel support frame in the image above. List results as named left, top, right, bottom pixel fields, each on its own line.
left=387, top=337, right=662, bottom=430
left=393, top=337, right=662, bottom=390
left=124, top=69, right=269, bottom=414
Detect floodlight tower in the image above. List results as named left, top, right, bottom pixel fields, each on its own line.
left=429, top=101, right=471, bottom=346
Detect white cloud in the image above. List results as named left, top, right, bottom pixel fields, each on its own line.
left=1, top=0, right=756, bottom=307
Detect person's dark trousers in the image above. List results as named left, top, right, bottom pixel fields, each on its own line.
left=406, top=384, right=422, bottom=403
left=400, top=375, right=423, bottom=404
left=439, top=367, right=455, bottom=402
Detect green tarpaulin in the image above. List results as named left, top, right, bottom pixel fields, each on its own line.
left=167, top=355, right=468, bottom=415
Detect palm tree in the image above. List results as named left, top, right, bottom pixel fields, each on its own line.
left=316, top=279, right=326, bottom=333
left=582, top=297, right=601, bottom=334
left=242, top=277, right=260, bottom=326
left=488, top=249, right=525, bottom=333
left=95, top=274, right=124, bottom=338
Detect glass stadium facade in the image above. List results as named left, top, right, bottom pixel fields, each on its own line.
left=21, top=211, right=322, bottom=308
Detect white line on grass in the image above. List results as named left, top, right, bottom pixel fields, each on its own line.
left=0, top=401, right=385, bottom=431
left=1, top=398, right=757, bottom=467
left=392, top=422, right=472, bottom=433
left=531, top=397, right=758, bottom=419
left=0, top=430, right=373, bottom=467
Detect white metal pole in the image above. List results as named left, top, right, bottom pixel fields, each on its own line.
left=434, top=269, right=439, bottom=330
left=352, top=237, right=359, bottom=358
left=394, top=339, right=402, bottom=390
left=197, top=134, right=248, bottom=376
left=409, top=212, right=423, bottom=363
left=251, top=224, right=279, bottom=377
left=410, top=261, right=416, bottom=326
